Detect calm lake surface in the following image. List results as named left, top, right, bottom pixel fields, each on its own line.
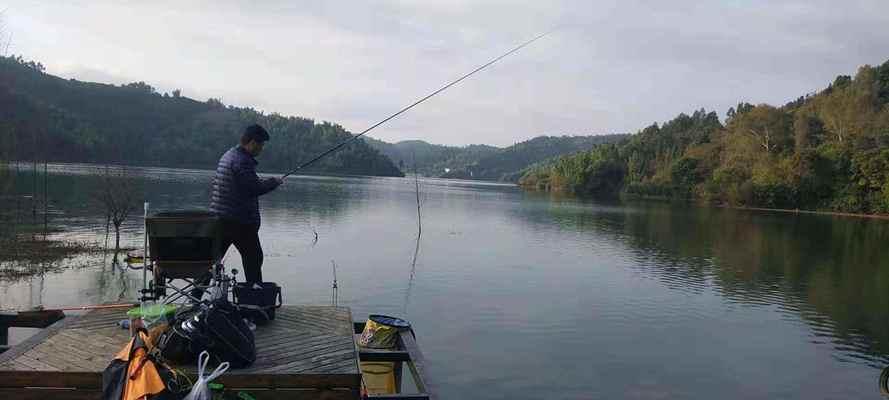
left=2, top=163, right=889, bottom=399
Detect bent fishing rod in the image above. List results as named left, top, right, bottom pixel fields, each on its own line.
left=281, top=30, right=554, bottom=179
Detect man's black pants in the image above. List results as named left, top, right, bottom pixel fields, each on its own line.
left=219, top=219, right=264, bottom=284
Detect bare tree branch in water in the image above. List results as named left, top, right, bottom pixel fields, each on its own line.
left=93, top=166, right=138, bottom=252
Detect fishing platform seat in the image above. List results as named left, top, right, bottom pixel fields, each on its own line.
left=145, top=210, right=223, bottom=303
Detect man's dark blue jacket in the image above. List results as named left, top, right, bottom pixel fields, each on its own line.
left=209, top=146, right=280, bottom=226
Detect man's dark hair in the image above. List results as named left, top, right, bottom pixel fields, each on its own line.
left=240, top=124, right=270, bottom=145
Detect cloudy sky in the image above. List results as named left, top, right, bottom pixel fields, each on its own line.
left=3, top=1, right=888, bottom=146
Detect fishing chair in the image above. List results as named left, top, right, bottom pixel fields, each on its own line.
left=141, top=211, right=235, bottom=305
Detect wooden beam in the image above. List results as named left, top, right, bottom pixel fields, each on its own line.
left=0, top=371, right=102, bottom=389
left=393, top=360, right=404, bottom=395
left=216, top=373, right=360, bottom=390
left=367, top=394, right=430, bottom=400
left=0, top=310, right=65, bottom=329
left=399, top=331, right=437, bottom=400
left=359, top=349, right=411, bottom=362
left=0, top=388, right=102, bottom=400
left=0, top=371, right=362, bottom=391
left=0, top=312, right=76, bottom=366
left=220, top=388, right=357, bottom=400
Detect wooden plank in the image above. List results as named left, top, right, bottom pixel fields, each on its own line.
left=394, top=360, right=404, bottom=394
left=315, top=359, right=364, bottom=374
left=0, top=372, right=361, bottom=391
left=342, top=307, right=361, bottom=378
left=0, top=310, right=64, bottom=329
left=261, top=349, right=358, bottom=374
left=254, top=331, right=341, bottom=347
left=0, top=371, right=101, bottom=388
left=255, top=332, right=341, bottom=349
left=22, top=346, right=96, bottom=371
left=0, top=388, right=102, bottom=400
left=249, top=345, right=356, bottom=375
left=279, top=308, right=351, bottom=326
left=253, top=340, right=354, bottom=367
left=54, top=331, right=124, bottom=359
left=0, top=359, right=35, bottom=371
left=44, top=333, right=116, bottom=365
left=57, top=329, right=125, bottom=349
left=0, top=370, right=359, bottom=391
left=399, top=331, right=437, bottom=400
left=219, top=388, right=356, bottom=400
left=215, top=373, right=360, bottom=389
left=293, top=307, right=353, bottom=324
left=13, top=353, right=59, bottom=371
left=367, top=394, right=430, bottom=400
left=275, top=316, right=336, bottom=333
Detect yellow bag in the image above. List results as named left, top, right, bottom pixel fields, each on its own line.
left=357, top=315, right=410, bottom=349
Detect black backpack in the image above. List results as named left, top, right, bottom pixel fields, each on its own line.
left=195, top=299, right=256, bottom=368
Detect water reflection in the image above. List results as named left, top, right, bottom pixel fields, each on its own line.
left=512, top=196, right=889, bottom=368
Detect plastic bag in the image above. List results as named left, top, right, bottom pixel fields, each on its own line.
left=183, top=351, right=230, bottom=400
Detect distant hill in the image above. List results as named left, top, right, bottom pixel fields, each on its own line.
left=441, top=134, right=628, bottom=181
left=362, top=137, right=499, bottom=176
left=365, top=134, right=627, bottom=182
left=0, top=56, right=402, bottom=177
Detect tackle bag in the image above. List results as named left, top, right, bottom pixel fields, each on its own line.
left=189, top=299, right=256, bottom=368
left=233, top=282, right=282, bottom=325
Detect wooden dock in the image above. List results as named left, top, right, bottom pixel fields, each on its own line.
left=0, top=305, right=363, bottom=399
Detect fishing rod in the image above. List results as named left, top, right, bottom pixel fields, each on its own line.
left=281, top=29, right=554, bottom=179
left=7, top=303, right=139, bottom=313
left=51, top=303, right=138, bottom=311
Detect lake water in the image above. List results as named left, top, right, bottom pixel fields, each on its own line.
left=2, top=163, right=889, bottom=399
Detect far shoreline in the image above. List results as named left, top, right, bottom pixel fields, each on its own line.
left=519, top=185, right=889, bottom=221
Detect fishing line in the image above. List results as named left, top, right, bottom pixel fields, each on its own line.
left=281, top=29, right=555, bottom=179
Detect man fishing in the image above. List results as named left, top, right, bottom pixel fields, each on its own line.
left=205, top=32, right=550, bottom=287
left=209, top=124, right=284, bottom=286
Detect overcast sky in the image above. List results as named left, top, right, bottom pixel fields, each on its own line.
left=3, top=1, right=888, bottom=146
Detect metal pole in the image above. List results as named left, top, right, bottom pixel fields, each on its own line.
left=43, top=160, right=47, bottom=239
left=142, top=202, right=149, bottom=307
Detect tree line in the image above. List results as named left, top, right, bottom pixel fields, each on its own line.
left=365, top=134, right=627, bottom=182
left=520, top=59, right=889, bottom=215
left=0, top=55, right=403, bottom=177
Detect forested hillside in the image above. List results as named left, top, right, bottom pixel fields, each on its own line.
left=0, top=56, right=402, bottom=177
left=520, top=60, right=889, bottom=214
left=362, top=137, right=499, bottom=176
left=442, top=134, right=627, bottom=181
left=365, top=134, right=627, bottom=182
